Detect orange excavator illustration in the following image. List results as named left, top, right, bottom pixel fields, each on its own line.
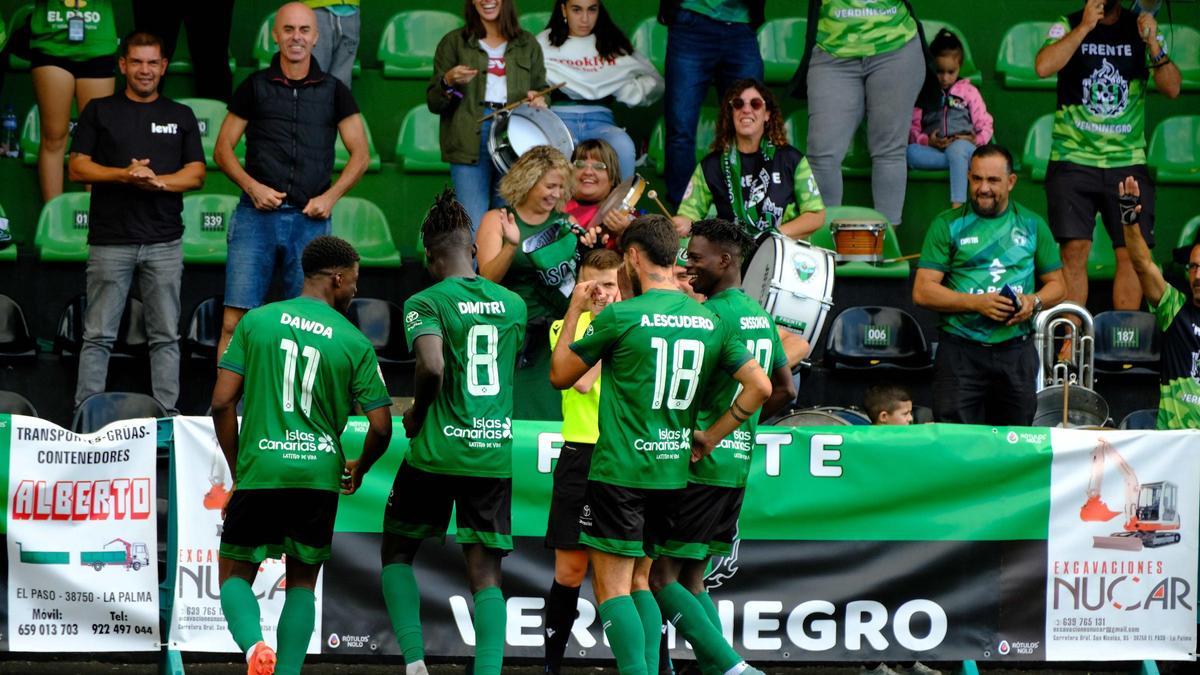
left=1079, top=439, right=1181, bottom=551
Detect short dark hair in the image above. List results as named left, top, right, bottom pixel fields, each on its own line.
left=580, top=248, right=622, bottom=272
left=421, top=187, right=474, bottom=255
left=690, top=218, right=751, bottom=261
left=302, top=236, right=360, bottom=277
left=929, top=28, right=964, bottom=61
left=621, top=215, right=679, bottom=267
left=119, top=31, right=164, bottom=59
left=971, top=144, right=1014, bottom=175
left=864, top=384, right=912, bottom=423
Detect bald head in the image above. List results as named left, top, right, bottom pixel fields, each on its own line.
left=273, top=2, right=318, bottom=66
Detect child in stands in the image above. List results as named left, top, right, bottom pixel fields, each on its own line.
left=907, top=28, right=993, bottom=209
left=865, top=384, right=914, bottom=426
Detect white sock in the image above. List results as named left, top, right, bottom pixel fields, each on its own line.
left=406, top=660, right=429, bottom=675
left=723, top=662, right=750, bottom=675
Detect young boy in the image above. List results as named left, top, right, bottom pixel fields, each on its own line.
left=865, top=384, right=914, bottom=426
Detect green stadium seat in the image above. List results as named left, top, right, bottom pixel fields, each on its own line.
left=379, top=10, right=464, bottom=79
left=647, top=108, right=719, bottom=176
left=0, top=203, right=15, bottom=263
left=331, top=197, right=400, bottom=268
left=1148, top=115, right=1200, bottom=184
left=757, top=18, right=806, bottom=84
left=920, top=19, right=979, bottom=82
left=334, top=114, right=381, bottom=173
left=181, top=193, right=238, bottom=265
left=20, top=104, right=79, bottom=166
left=1088, top=216, right=1116, bottom=281
left=254, top=11, right=360, bottom=76
left=784, top=109, right=808, bottom=151
left=0, top=13, right=8, bottom=53
left=1172, top=214, right=1200, bottom=275
left=35, top=192, right=91, bottom=262
left=809, top=206, right=909, bottom=279
left=1022, top=113, right=1055, bottom=181
left=631, top=17, right=667, bottom=73
left=996, top=21, right=1057, bottom=89
left=396, top=104, right=449, bottom=173
left=8, top=4, right=31, bottom=70
left=520, top=11, right=551, bottom=36
left=178, top=98, right=244, bottom=169
left=1154, top=24, right=1200, bottom=91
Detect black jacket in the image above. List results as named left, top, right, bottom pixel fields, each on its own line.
left=658, top=0, right=766, bottom=29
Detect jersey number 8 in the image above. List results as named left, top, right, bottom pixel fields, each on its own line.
left=467, top=324, right=500, bottom=396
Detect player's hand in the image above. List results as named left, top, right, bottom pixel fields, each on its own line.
left=1006, top=295, right=1036, bottom=326
left=1137, top=12, right=1159, bottom=46
left=302, top=193, right=335, bottom=220
left=1118, top=175, right=1143, bottom=225
left=690, top=429, right=717, bottom=463
left=1082, top=0, right=1105, bottom=32
left=401, top=406, right=422, bottom=439
left=444, top=65, right=479, bottom=87
left=975, top=292, right=1017, bottom=322
left=526, top=90, right=547, bottom=108
left=341, top=459, right=366, bottom=495
left=220, top=483, right=236, bottom=520
left=247, top=181, right=286, bottom=210
left=575, top=224, right=608, bottom=249
left=498, top=208, right=521, bottom=247
left=568, top=279, right=598, bottom=313
left=602, top=207, right=635, bottom=236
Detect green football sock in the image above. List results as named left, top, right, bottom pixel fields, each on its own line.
left=219, top=577, right=263, bottom=653
left=631, top=590, right=663, bottom=674
left=656, top=582, right=740, bottom=673
left=473, top=586, right=506, bottom=675
left=694, top=591, right=721, bottom=631
left=598, top=595, right=648, bottom=675
left=274, top=587, right=315, bottom=675
left=382, top=563, right=426, bottom=664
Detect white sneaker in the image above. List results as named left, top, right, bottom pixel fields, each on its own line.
left=860, top=665, right=901, bottom=675
left=900, top=663, right=942, bottom=675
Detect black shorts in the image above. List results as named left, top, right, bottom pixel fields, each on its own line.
left=656, top=482, right=746, bottom=560
left=545, top=441, right=594, bottom=550
left=219, top=488, right=338, bottom=564
left=932, top=332, right=1038, bottom=426
left=1046, top=161, right=1155, bottom=248
left=30, top=51, right=116, bottom=78
left=383, top=460, right=513, bottom=552
left=579, top=480, right=681, bottom=559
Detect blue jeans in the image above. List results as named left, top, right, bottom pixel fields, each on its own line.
left=554, top=106, right=637, bottom=182
left=311, top=7, right=359, bottom=87
left=224, top=196, right=331, bottom=310
left=75, top=240, right=183, bottom=412
left=664, top=9, right=764, bottom=203
left=451, top=118, right=504, bottom=237
left=907, top=139, right=976, bottom=204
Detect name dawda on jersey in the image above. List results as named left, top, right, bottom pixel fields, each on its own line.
left=280, top=311, right=334, bottom=338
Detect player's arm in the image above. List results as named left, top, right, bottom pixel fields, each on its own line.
left=573, top=362, right=601, bottom=394
left=210, top=368, right=245, bottom=482
left=1119, top=175, right=1167, bottom=305
left=550, top=280, right=599, bottom=389
left=692, top=359, right=771, bottom=462
left=343, top=405, right=394, bottom=494
left=403, top=334, right=444, bottom=438
left=1036, top=4, right=1103, bottom=77
left=761, top=364, right=795, bottom=421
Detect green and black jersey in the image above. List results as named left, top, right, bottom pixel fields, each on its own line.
left=219, top=296, right=391, bottom=492
left=816, top=0, right=917, bottom=58
left=31, top=0, right=118, bottom=60
left=1148, top=285, right=1200, bottom=430
left=570, top=289, right=752, bottom=490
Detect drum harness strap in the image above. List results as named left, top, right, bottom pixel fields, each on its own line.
left=721, top=137, right=776, bottom=235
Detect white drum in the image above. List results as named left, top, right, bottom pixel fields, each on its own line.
left=741, top=234, right=835, bottom=344
left=488, top=104, right=574, bottom=174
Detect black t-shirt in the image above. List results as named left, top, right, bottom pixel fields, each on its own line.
left=228, top=74, right=358, bottom=127
left=71, top=94, right=205, bottom=245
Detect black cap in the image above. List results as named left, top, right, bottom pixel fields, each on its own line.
left=1173, top=228, right=1200, bottom=265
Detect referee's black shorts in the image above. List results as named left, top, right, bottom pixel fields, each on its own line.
left=544, top=441, right=594, bottom=550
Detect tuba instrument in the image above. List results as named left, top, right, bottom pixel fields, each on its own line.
left=1032, top=303, right=1110, bottom=427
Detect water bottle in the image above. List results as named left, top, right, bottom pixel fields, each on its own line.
left=1, top=104, right=18, bottom=159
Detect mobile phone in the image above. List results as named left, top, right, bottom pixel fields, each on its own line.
left=67, top=16, right=85, bottom=43
left=999, top=284, right=1021, bottom=319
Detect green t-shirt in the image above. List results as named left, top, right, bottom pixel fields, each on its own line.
left=680, top=0, right=750, bottom=24
left=691, top=288, right=787, bottom=488
left=503, top=210, right=577, bottom=322
left=30, top=0, right=118, bottom=61
left=1148, top=285, right=1200, bottom=430
left=571, top=289, right=753, bottom=490
left=816, top=0, right=917, bottom=59
left=219, top=296, right=391, bottom=491
left=918, top=202, right=1062, bottom=344
left=550, top=312, right=601, bottom=444
left=404, top=276, right=527, bottom=477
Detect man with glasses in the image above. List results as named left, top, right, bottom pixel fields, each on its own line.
left=1117, top=176, right=1200, bottom=430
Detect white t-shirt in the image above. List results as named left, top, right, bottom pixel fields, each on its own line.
left=480, top=40, right=508, bottom=104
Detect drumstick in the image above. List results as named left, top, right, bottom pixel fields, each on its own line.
left=647, top=189, right=675, bottom=219
left=478, top=82, right=566, bottom=122
left=881, top=253, right=921, bottom=264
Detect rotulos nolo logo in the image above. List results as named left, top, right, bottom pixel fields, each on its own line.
left=443, top=417, right=512, bottom=446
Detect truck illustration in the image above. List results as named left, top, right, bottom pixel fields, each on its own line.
left=80, top=538, right=150, bottom=571
left=15, top=542, right=69, bottom=565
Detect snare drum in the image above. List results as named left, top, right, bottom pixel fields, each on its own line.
left=742, top=234, right=835, bottom=344
left=488, top=104, right=575, bottom=174
left=830, top=218, right=887, bottom=262
left=588, top=174, right=646, bottom=230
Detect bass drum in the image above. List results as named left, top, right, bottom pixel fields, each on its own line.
left=488, top=104, right=574, bottom=174
left=767, top=406, right=871, bottom=426
left=741, top=234, right=835, bottom=344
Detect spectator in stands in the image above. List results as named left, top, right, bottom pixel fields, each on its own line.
left=913, top=145, right=1066, bottom=426
left=673, top=79, right=825, bottom=240
left=132, top=0, right=235, bottom=100
left=660, top=0, right=764, bottom=206
left=429, top=0, right=549, bottom=234
left=67, top=31, right=205, bottom=416
left=30, top=0, right=118, bottom=202
left=538, top=0, right=664, bottom=183
left=1115, top=176, right=1200, bottom=430
left=907, top=28, right=993, bottom=210
left=1035, top=0, right=1181, bottom=321
left=564, top=140, right=635, bottom=243
left=305, top=0, right=359, bottom=88
left=791, top=0, right=936, bottom=226
left=213, top=2, right=369, bottom=360
left=865, top=384, right=913, bottom=426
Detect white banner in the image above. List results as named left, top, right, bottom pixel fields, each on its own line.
left=5, top=415, right=160, bottom=652
left=1045, top=428, right=1199, bottom=660
left=168, top=416, right=323, bottom=653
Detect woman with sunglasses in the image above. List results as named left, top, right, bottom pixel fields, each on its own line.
left=673, top=79, right=825, bottom=241
left=537, top=0, right=663, bottom=182
left=564, top=139, right=635, bottom=245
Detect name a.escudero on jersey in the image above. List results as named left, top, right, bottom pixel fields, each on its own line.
left=639, top=313, right=715, bottom=330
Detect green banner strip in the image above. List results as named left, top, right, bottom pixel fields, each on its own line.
left=0, top=413, right=9, bottom=536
